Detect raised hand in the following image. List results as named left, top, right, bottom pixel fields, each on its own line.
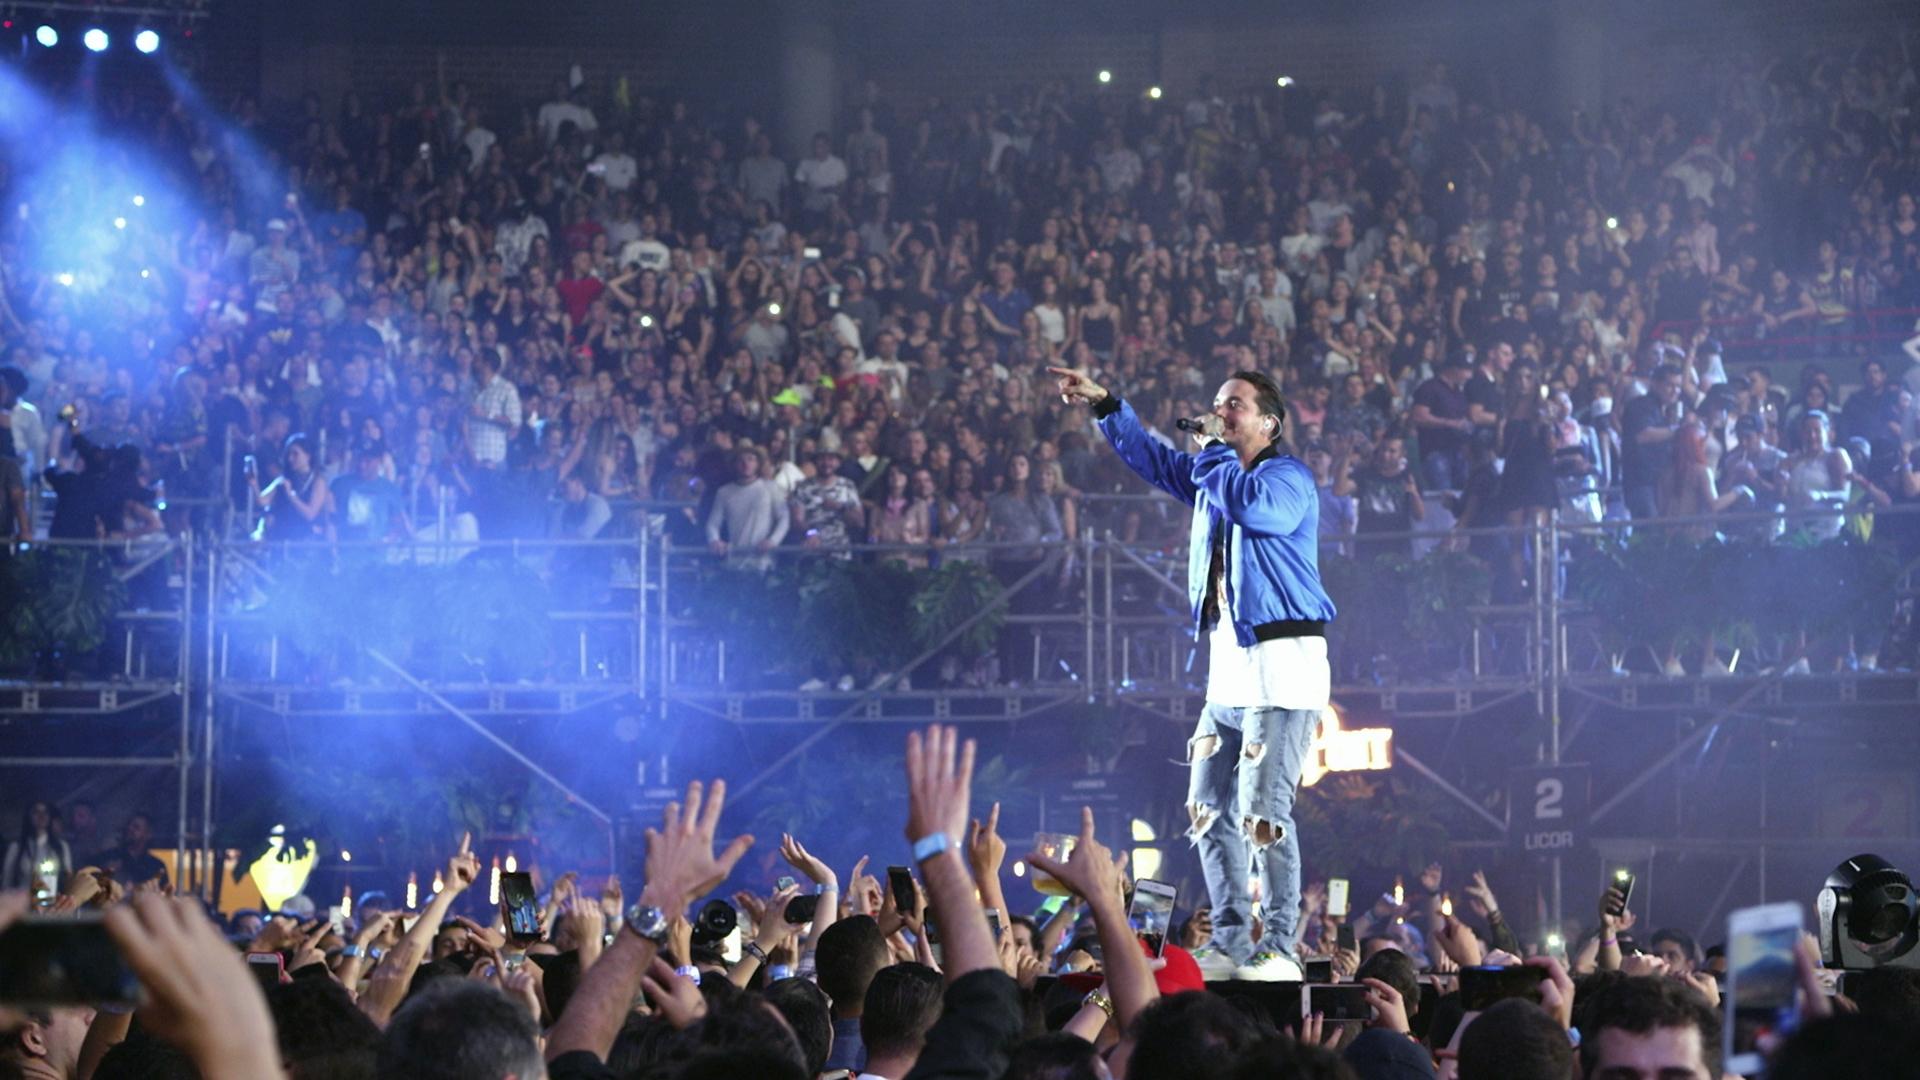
left=599, top=875, right=624, bottom=922
left=451, top=915, right=507, bottom=954
left=847, top=856, right=882, bottom=917
left=1525, top=955, right=1576, bottom=1030
left=780, top=833, right=835, bottom=888
left=1463, top=870, right=1499, bottom=918
left=1362, top=977, right=1411, bottom=1035
left=1046, top=366, right=1110, bottom=407
left=1599, top=886, right=1635, bottom=934
left=641, top=779, right=755, bottom=916
left=104, top=894, right=287, bottom=1078
left=558, top=898, right=607, bottom=953
left=639, top=957, right=708, bottom=1030
left=1418, top=862, right=1443, bottom=893
left=752, top=887, right=800, bottom=952
left=905, top=724, right=975, bottom=849
left=443, top=832, right=481, bottom=894
left=967, top=802, right=1007, bottom=879
left=1024, top=807, right=1122, bottom=915
left=1434, top=915, right=1485, bottom=968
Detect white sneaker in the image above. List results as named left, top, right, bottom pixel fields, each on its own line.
left=1232, top=951, right=1304, bottom=982
left=1189, top=944, right=1236, bottom=981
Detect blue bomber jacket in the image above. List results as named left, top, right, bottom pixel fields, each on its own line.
left=1094, top=396, right=1336, bottom=644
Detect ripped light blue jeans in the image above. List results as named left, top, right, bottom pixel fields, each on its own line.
left=1187, top=702, right=1319, bottom=964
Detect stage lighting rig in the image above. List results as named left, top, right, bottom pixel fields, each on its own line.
left=1817, top=854, right=1920, bottom=970
left=134, top=29, right=158, bottom=53
left=81, top=26, right=107, bottom=51
left=33, top=23, right=55, bottom=46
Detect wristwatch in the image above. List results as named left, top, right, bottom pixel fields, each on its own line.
left=624, top=903, right=671, bottom=945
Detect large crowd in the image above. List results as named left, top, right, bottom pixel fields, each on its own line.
left=3, top=722, right=1910, bottom=1080
left=3, top=41, right=1920, bottom=606
left=7, top=722, right=1912, bottom=1076
left=6, top=33, right=1920, bottom=1073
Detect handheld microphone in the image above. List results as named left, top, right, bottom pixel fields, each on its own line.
left=1174, top=416, right=1213, bottom=433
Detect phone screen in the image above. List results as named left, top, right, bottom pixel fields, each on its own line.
left=0, top=918, right=139, bottom=1006
left=1304, top=983, right=1373, bottom=1021
left=1727, top=904, right=1804, bottom=1072
left=247, top=951, right=285, bottom=992
left=887, top=866, right=916, bottom=911
left=500, top=871, right=541, bottom=942
left=1336, top=924, right=1356, bottom=954
left=986, top=909, right=1003, bottom=941
left=1130, top=880, right=1178, bottom=958
left=1327, top=878, right=1350, bottom=919
left=1303, top=957, right=1334, bottom=983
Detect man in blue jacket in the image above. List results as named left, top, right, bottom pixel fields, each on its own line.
left=1051, top=364, right=1335, bottom=981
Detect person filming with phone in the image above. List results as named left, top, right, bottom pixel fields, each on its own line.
left=1051, top=363, right=1334, bottom=981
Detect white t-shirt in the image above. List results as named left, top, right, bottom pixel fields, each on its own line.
left=1201, top=541, right=1330, bottom=710
left=463, top=126, right=497, bottom=172
left=1206, top=623, right=1331, bottom=710
left=796, top=154, right=849, bottom=193
left=592, top=151, right=638, bottom=191
left=537, top=101, right=598, bottom=144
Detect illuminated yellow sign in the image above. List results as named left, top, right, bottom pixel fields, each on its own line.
left=1301, top=706, right=1393, bottom=787
left=247, top=826, right=316, bottom=913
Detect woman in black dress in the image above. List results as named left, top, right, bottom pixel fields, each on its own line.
left=1496, top=362, right=1558, bottom=595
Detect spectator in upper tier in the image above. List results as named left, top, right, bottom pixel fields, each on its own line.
left=87, top=811, right=167, bottom=886
left=706, top=446, right=790, bottom=569
left=333, top=443, right=412, bottom=543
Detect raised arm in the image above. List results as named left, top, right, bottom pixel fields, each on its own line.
left=1050, top=366, right=1199, bottom=505
left=546, top=779, right=753, bottom=1063
left=1025, top=807, right=1160, bottom=1033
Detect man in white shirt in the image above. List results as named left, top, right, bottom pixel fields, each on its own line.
left=795, top=133, right=849, bottom=219
left=495, top=204, right=550, bottom=278
left=705, top=448, right=790, bottom=571
left=1095, top=129, right=1143, bottom=194
left=458, top=105, right=496, bottom=173
left=738, top=132, right=787, bottom=216
left=0, top=365, right=46, bottom=480
left=536, top=79, right=598, bottom=145
left=617, top=214, right=671, bottom=274
left=856, top=331, right=911, bottom=405
left=589, top=130, right=638, bottom=192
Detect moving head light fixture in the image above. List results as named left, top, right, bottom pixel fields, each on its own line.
left=1817, top=853, right=1920, bottom=970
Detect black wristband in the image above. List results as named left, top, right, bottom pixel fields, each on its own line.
left=1091, top=394, right=1122, bottom=420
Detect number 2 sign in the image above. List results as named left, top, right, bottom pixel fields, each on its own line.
left=1510, top=765, right=1590, bottom=857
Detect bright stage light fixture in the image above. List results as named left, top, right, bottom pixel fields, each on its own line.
left=134, top=29, right=159, bottom=54
left=113, top=217, right=127, bottom=230
left=1276, top=75, right=1296, bottom=88
left=82, top=27, right=107, bottom=52
left=1097, top=69, right=1112, bottom=84
left=132, top=195, right=146, bottom=207
left=1148, top=86, right=1163, bottom=99
left=34, top=24, right=56, bottom=47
